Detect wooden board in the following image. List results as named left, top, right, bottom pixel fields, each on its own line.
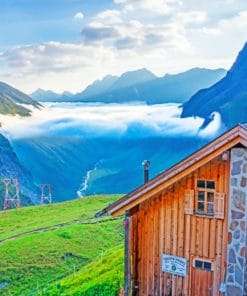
left=129, top=155, right=230, bottom=296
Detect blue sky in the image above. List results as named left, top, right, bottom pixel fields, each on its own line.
left=0, top=0, right=113, bottom=48
left=0, top=0, right=246, bottom=93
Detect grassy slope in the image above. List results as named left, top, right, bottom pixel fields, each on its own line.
left=0, top=81, right=41, bottom=116
left=44, top=245, right=124, bottom=296
left=0, top=194, right=122, bottom=240
left=0, top=95, right=32, bottom=116
left=0, top=195, right=124, bottom=296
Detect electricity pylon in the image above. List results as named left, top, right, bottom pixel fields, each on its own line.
left=2, top=178, right=20, bottom=210
left=40, top=184, right=52, bottom=204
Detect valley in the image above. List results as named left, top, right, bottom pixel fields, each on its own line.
left=0, top=61, right=235, bottom=206
left=0, top=102, right=218, bottom=203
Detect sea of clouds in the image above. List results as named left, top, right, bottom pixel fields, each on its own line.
left=0, top=102, right=223, bottom=140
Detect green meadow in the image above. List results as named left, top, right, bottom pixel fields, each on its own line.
left=0, top=195, right=124, bottom=295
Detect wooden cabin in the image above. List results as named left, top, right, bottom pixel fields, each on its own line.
left=101, top=124, right=247, bottom=296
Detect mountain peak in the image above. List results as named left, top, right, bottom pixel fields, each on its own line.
left=109, top=68, right=156, bottom=91
left=119, top=68, right=155, bottom=78
left=181, top=41, right=247, bottom=128
left=228, top=42, right=247, bottom=78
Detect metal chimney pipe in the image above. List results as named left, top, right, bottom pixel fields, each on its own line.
left=142, top=160, right=150, bottom=184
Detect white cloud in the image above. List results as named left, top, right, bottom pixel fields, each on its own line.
left=193, top=10, right=247, bottom=66
left=202, top=28, right=222, bottom=36
left=0, top=42, right=117, bottom=93
left=0, top=102, right=212, bottom=140
left=202, top=10, right=247, bottom=35
left=81, top=7, right=192, bottom=54
left=81, top=25, right=120, bottom=44
left=0, top=42, right=113, bottom=74
left=175, top=10, right=207, bottom=25
left=115, top=0, right=182, bottom=15
left=96, top=9, right=122, bottom=24
left=73, top=12, right=84, bottom=20
left=218, top=10, right=247, bottom=30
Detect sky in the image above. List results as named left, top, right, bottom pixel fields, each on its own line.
left=0, top=0, right=247, bottom=93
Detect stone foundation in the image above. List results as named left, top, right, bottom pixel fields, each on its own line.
left=226, top=148, right=247, bottom=295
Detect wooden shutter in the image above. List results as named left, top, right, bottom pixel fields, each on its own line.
left=215, top=192, right=225, bottom=219
left=184, top=189, right=194, bottom=215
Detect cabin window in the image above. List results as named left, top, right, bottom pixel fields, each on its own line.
left=196, top=180, right=215, bottom=216
left=193, top=259, right=214, bottom=271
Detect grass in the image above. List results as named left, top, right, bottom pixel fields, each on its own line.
left=0, top=195, right=124, bottom=296
left=42, top=245, right=124, bottom=296
left=0, top=95, right=31, bottom=116
left=0, top=194, right=122, bottom=240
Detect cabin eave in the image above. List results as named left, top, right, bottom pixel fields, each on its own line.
left=105, top=124, right=247, bottom=216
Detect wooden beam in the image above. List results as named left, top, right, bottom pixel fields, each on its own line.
left=124, top=211, right=131, bottom=296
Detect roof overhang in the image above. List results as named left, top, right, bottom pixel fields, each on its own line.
left=101, top=124, right=247, bottom=216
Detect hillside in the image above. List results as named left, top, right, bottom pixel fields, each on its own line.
left=0, top=133, right=39, bottom=206
left=0, top=195, right=124, bottom=296
left=0, top=81, right=41, bottom=116
left=181, top=42, right=247, bottom=128
left=44, top=245, right=124, bottom=296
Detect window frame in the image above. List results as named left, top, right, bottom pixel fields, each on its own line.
left=195, top=179, right=216, bottom=216
left=192, top=257, right=214, bottom=271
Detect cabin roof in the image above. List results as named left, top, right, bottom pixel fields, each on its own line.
left=102, top=124, right=247, bottom=216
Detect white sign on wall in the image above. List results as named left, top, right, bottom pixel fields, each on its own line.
left=162, top=254, right=187, bottom=277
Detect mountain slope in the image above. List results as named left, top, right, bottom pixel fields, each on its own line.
left=0, top=134, right=39, bottom=207
left=0, top=81, right=41, bottom=116
left=73, top=69, right=156, bottom=102
left=12, top=137, right=104, bottom=202
left=109, top=68, right=156, bottom=90
left=73, top=68, right=226, bottom=104
left=31, top=89, right=74, bottom=102
left=12, top=135, right=207, bottom=202
left=181, top=42, right=247, bottom=127
left=32, top=68, right=225, bottom=104
left=74, top=75, right=118, bottom=100
left=31, top=76, right=118, bottom=102
left=31, top=88, right=62, bottom=102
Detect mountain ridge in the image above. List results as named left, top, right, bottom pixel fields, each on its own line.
left=108, top=68, right=156, bottom=91
left=0, top=81, right=41, bottom=116
left=181, top=42, right=247, bottom=128
left=31, top=67, right=226, bottom=104
left=73, top=75, right=119, bottom=101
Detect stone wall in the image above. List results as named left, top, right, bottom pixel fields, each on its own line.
left=226, top=148, right=247, bottom=296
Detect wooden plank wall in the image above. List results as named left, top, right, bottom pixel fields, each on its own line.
left=129, top=155, right=230, bottom=296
